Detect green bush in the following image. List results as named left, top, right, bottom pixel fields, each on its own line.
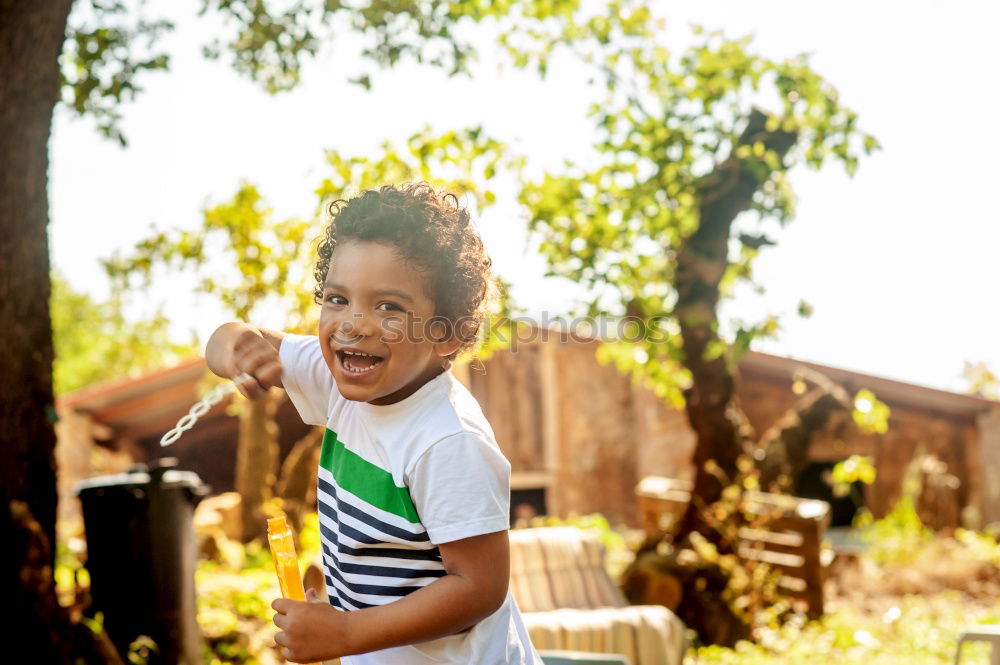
left=196, top=512, right=321, bottom=665
left=854, top=496, right=933, bottom=566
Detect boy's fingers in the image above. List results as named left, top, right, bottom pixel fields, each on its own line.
left=233, top=329, right=266, bottom=352
left=233, top=340, right=276, bottom=372
left=232, top=374, right=256, bottom=399
left=305, top=587, right=319, bottom=602
left=272, top=598, right=291, bottom=613
left=234, top=372, right=265, bottom=399
left=273, top=631, right=298, bottom=663
left=234, top=350, right=282, bottom=390
left=256, top=360, right=284, bottom=388
left=273, top=612, right=288, bottom=629
left=245, top=376, right=266, bottom=398
left=242, top=347, right=277, bottom=370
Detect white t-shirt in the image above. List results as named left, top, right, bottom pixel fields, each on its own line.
left=279, top=334, right=542, bottom=665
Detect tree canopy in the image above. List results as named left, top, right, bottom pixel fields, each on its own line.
left=51, top=272, right=195, bottom=395
left=103, top=125, right=517, bottom=330
left=515, top=26, right=877, bottom=403
left=59, top=0, right=505, bottom=143
left=964, top=361, right=1000, bottom=400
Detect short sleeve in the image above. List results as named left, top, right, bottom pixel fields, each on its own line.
left=406, top=432, right=511, bottom=545
left=279, top=334, right=336, bottom=426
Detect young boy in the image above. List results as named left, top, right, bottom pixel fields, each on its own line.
left=205, top=183, right=542, bottom=664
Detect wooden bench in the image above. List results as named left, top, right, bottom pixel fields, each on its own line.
left=510, top=527, right=688, bottom=665
left=636, top=477, right=832, bottom=618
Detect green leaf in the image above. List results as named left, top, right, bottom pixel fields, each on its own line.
left=853, top=388, right=891, bottom=435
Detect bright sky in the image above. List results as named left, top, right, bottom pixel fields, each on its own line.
left=50, top=0, right=1000, bottom=394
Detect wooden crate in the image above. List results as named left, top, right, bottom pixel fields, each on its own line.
left=636, top=478, right=832, bottom=618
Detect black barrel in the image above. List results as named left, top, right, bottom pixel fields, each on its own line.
left=76, top=457, right=208, bottom=665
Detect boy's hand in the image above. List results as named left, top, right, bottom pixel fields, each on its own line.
left=231, top=328, right=283, bottom=399
left=273, top=591, right=347, bottom=663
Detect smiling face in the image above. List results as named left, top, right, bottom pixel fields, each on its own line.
left=318, top=239, right=460, bottom=405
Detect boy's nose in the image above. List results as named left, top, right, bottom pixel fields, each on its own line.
left=345, top=312, right=378, bottom=337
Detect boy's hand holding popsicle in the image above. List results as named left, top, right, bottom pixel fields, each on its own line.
left=273, top=592, right=348, bottom=664
left=268, top=516, right=331, bottom=664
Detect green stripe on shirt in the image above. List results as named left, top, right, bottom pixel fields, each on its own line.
left=319, top=428, right=421, bottom=523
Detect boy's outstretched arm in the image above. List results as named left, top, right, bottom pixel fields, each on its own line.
left=272, top=529, right=511, bottom=663
left=205, top=322, right=285, bottom=399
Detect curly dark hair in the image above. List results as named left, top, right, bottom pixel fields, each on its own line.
left=314, top=182, right=497, bottom=357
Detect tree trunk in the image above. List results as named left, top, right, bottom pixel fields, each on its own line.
left=674, top=108, right=797, bottom=539
left=276, top=426, right=323, bottom=529
left=235, top=390, right=281, bottom=541
left=0, top=1, right=77, bottom=661
left=3, top=499, right=126, bottom=665
left=756, top=383, right=853, bottom=491
left=625, top=380, right=854, bottom=646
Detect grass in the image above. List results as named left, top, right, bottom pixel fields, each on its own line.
left=57, top=507, right=1000, bottom=664
left=686, top=499, right=1000, bottom=665
left=688, top=592, right=999, bottom=664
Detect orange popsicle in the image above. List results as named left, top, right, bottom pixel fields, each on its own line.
left=266, top=515, right=319, bottom=665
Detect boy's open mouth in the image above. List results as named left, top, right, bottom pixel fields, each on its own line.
left=337, top=349, right=385, bottom=375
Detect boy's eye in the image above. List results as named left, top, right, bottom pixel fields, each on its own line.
left=325, top=294, right=347, bottom=305
left=376, top=302, right=403, bottom=312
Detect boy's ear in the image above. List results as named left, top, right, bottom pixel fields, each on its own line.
left=429, top=316, right=471, bottom=359
left=433, top=336, right=462, bottom=359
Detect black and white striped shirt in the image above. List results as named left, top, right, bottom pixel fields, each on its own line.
left=280, top=334, right=540, bottom=665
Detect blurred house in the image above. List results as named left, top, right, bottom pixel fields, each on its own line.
left=55, top=361, right=312, bottom=525
left=56, top=327, right=1000, bottom=531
